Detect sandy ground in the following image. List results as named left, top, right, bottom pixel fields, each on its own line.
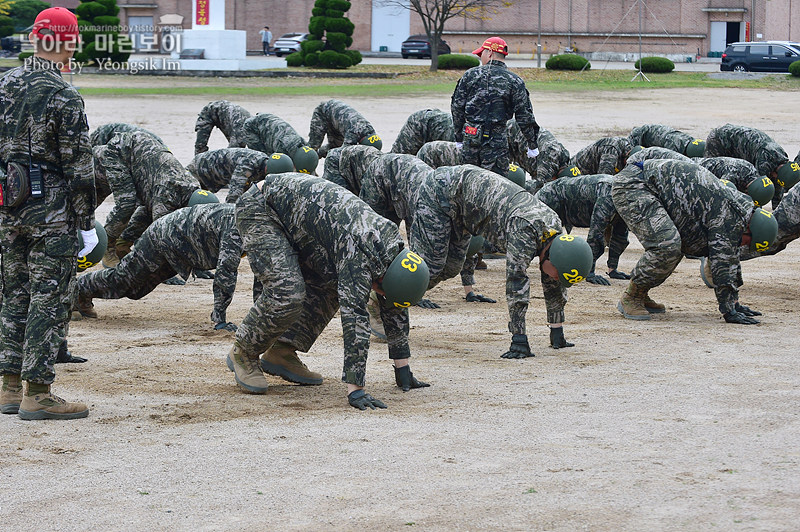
left=1, top=81, right=800, bottom=531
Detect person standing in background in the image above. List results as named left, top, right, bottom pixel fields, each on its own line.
left=259, top=26, right=273, bottom=56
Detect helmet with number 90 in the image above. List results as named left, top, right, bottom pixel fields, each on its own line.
left=77, top=220, right=108, bottom=272
left=556, top=165, right=581, bottom=179
left=381, top=249, right=430, bottom=308
left=188, top=189, right=220, bottom=206
left=359, top=134, right=383, bottom=151
left=746, top=176, right=775, bottom=207
left=749, top=207, right=778, bottom=253
left=547, top=234, right=593, bottom=288
left=775, top=161, right=800, bottom=190
left=265, top=152, right=295, bottom=174
left=292, top=146, right=319, bottom=174
left=506, top=164, right=526, bottom=187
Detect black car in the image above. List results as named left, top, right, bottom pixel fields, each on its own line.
left=720, top=41, right=800, bottom=72
left=401, top=34, right=451, bottom=59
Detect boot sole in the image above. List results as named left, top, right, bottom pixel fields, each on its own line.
left=260, top=359, right=323, bottom=386
left=226, top=355, right=269, bottom=394
left=617, top=302, right=651, bottom=320
left=2, top=403, right=20, bottom=414
left=646, top=307, right=666, bottom=314
left=18, top=408, right=88, bottom=420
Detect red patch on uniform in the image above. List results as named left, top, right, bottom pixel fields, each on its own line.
left=0, top=184, right=4, bottom=206
left=465, top=125, right=478, bottom=136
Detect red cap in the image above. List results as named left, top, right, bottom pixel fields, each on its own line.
left=31, top=7, right=79, bottom=42
left=472, top=37, right=508, bottom=56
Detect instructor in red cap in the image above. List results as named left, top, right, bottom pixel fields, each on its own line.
left=451, top=36, right=540, bottom=177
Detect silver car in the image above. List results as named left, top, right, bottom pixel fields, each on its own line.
left=273, top=33, right=309, bottom=57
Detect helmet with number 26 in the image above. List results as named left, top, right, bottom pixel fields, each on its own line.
left=381, top=249, right=430, bottom=308
left=547, top=234, right=593, bottom=288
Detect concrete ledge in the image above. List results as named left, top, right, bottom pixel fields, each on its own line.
left=70, top=67, right=399, bottom=78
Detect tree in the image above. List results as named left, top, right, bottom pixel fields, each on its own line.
left=74, top=0, right=130, bottom=65
left=377, top=0, right=513, bottom=72
left=8, top=0, right=51, bottom=31
left=291, top=0, right=362, bottom=69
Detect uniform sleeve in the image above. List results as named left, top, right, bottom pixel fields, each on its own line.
left=359, top=174, right=397, bottom=225
left=709, top=231, right=742, bottom=315
left=337, top=261, right=374, bottom=387
left=194, top=108, right=213, bottom=153
left=210, top=225, right=243, bottom=324
left=597, top=148, right=621, bottom=175
left=541, top=271, right=567, bottom=324
left=56, top=91, right=95, bottom=229
left=409, top=198, right=458, bottom=288
left=120, top=205, right=150, bottom=243
left=100, top=145, right=138, bottom=241
left=587, top=196, right=617, bottom=262
left=226, top=165, right=251, bottom=204
left=511, top=78, right=539, bottom=150
left=451, top=77, right=467, bottom=143
left=379, top=302, right=411, bottom=360
left=307, top=105, right=327, bottom=150
left=242, top=120, right=265, bottom=153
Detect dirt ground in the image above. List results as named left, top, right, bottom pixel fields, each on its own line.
left=1, top=80, right=800, bottom=531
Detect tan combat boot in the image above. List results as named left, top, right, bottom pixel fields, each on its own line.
left=617, top=282, right=651, bottom=320
left=226, top=341, right=269, bottom=394
left=1, top=374, right=22, bottom=415
left=643, top=292, right=666, bottom=314
left=75, top=293, right=98, bottom=319
left=260, top=341, right=323, bottom=385
left=101, top=246, right=120, bottom=269
left=18, top=382, right=89, bottom=420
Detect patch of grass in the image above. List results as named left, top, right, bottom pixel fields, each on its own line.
left=525, top=487, right=538, bottom=494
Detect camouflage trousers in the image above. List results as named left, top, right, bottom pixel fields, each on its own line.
left=460, top=128, right=509, bottom=177
left=0, top=226, right=77, bottom=383
left=612, top=181, right=683, bottom=290
left=194, top=122, right=247, bottom=155
left=606, top=218, right=630, bottom=270
left=118, top=182, right=196, bottom=243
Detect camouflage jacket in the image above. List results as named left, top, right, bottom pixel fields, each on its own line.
left=507, top=120, right=569, bottom=186
left=390, top=109, right=454, bottom=154
left=186, top=148, right=269, bottom=203
left=626, top=146, right=691, bottom=165
left=90, top=122, right=164, bottom=147
left=307, top=99, right=378, bottom=149
left=411, top=164, right=566, bottom=331
left=195, top=100, right=251, bottom=146
left=535, top=174, right=623, bottom=263
left=451, top=60, right=539, bottom=149
left=613, top=159, right=754, bottom=314
left=705, top=123, right=788, bottom=176
left=570, top=137, right=632, bottom=175
left=321, top=145, right=382, bottom=194
left=95, top=131, right=198, bottom=240
left=416, top=141, right=460, bottom=168
left=257, top=174, right=409, bottom=386
left=359, top=153, right=433, bottom=228
left=0, top=57, right=95, bottom=230
left=148, top=203, right=243, bottom=323
left=628, top=124, right=695, bottom=153
left=697, top=157, right=761, bottom=192
left=243, top=113, right=306, bottom=156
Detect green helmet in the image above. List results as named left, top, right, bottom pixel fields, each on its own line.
left=684, top=139, right=706, bottom=158
left=293, top=146, right=319, bottom=174
left=628, top=145, right=643, bottom=156
left=359, top=134, right=383, bottom=151
left=746, top=176, right=775, bottom=207
left=506, top=163, right=526, bottom=187
left=749, top=208, right=778, bottom=253
left=265, top=152, right=295, bottom=174
left=188, top=189, right=220, bottom=206
left=719, top=178, right=737, bottom=190
left=381, top=248, right=430, bottom=309
left=548, top=234, right=593, bottom=288
left=556, top=165, right=581, bottom=179
left=77, top=220, right=108, bottom=271
left=466, top=235, right=485, bottom=258
left=775, top=161, right=800, bottom=189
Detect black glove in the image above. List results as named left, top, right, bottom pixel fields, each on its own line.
left=735, top=302, right=762, bottom=316
left=501, top=334, right=534, bottom=359
left=348, top=389, right=387, bottom=410
left=214, top=322, right=238, bottom=332
left=549, top=327, right=575, bottom=349
left=585, top=273, right=611, bottom=286
left=394, top=365, right=430, bottom=392
left=55, top=349, right=87, bottom=363
left=193, top=269, right=215, bottom=280
left=416, top=298, right=441, bottom=309
left=465, top=291, right=496, bottom=303
left=608, top=269, right=631, bottom=280
left=723, top=310, right=759, bottom=325
left=163, top=276, right=186, bottom=286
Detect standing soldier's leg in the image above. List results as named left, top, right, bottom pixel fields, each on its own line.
left=482, top=134, right=510, bottom=177
left=0, top=230, right=30, bottom=414
left=459, top=137, right=481, bottom=166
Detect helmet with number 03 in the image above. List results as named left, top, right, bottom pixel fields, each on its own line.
left=506, top=164, right=526, bottom=187
left=466, top=235, right=485, bottom=258
left=684, top=139, right=706, bottom=158
left=265, top=152, right=295, bottom=174
left=77, top=220, right=108, bottom=271
left=775, top=161, right=800, bottom=190
left=547, top=234, right=593, bottom=288
left=359, top=134, right=383, bottom=151
left=746, top=176, right=775, bottom=207
left=749, top=207, right=778, bottom=253
left=292, top=146, right=319, bottom=174
left=381, top=249, right=430, bottom=308
left=188, top=189, right=220, bottom=206
left=556, top=165, right=581, bottom=179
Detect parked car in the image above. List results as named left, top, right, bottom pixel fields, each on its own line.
left=401, top=34, right=451, bottom=59
left=273, top=33, right=309, bottom=57
left=720, top=41, right=800, bottom=72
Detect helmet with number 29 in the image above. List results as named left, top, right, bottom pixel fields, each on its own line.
left=547, top=234, right=593, bottom=288
left=381, top=249, right=430, bottom=308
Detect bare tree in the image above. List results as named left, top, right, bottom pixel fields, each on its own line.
left=377, top=1, right=513, bottom=72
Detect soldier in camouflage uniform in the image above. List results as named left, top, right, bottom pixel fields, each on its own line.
left=186, top=148, right=271, bottom=204
left=90, top=122, right=164, bottom=147
left=626, top=146, right=690, bottom=165
left=535, top=174, right=630, bottom=285
left=321, top=144, right=382, bottom=194
left=697, top=157, right=774, bottom=207
left=410, top=164, right=594, bottom=357
left=76, top=204, right=243, bottom=332
left=507, top=119, right=570, bottom=191
left=451, top=37, right=539, bottom=177
left=416, top=141, right=460, bottom=169
left=0, top=7, right=97, bottom=419
left=230, top=175, right=429, bottom=409
left=307, top=99, right=382, bottom=158
left=194, top=100, right=252, bottom=155
left=570, top=136, right=633, bottom=175
left=94, top=131, right=201, bottom=265
left=705, top=123, right=800, bottom=207
left=390, top=109, right=454, bottom=155
left=628, top=124, right=705, bottom=157
left=742, top=183, right=800, bottom=258
left=243, top=113, right=319, bottom=174
left=612, top=159, right=771, bottom=323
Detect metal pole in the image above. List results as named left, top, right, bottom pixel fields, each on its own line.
left=537, top=0, right=542, bottom=67
left=632, top=0, right=650, bottom=82
left=568, top=0, right=573, bottom=50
